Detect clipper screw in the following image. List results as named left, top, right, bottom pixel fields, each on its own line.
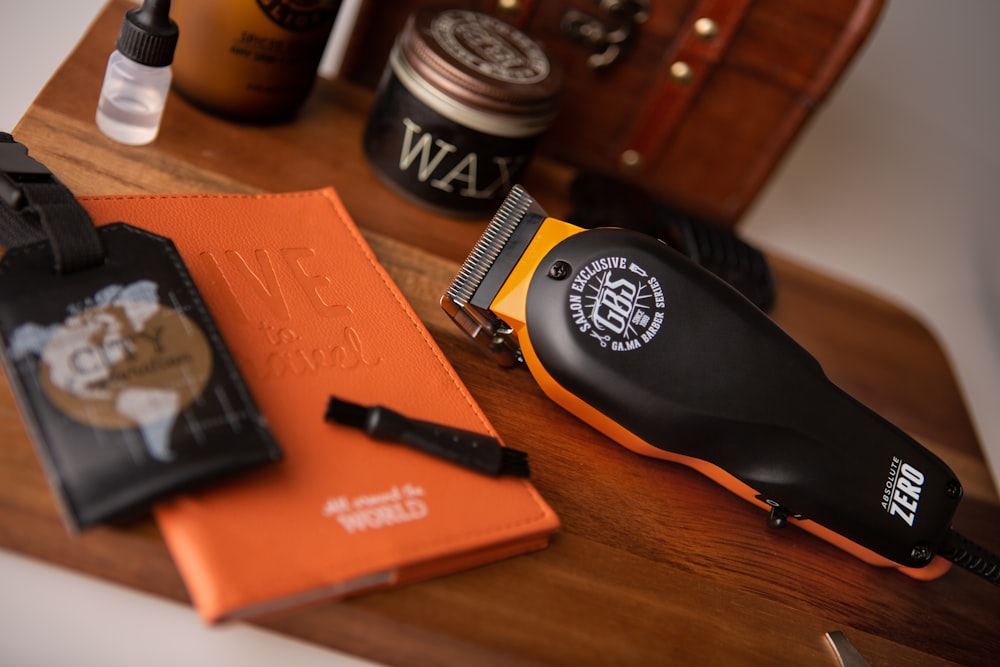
left=767, top=506, right=789, bottom=529
left=548, top=261, right=572, bottom=280
left=910, top=544, right=934, bottom=562
left=946, top=481, right=963, bottom=499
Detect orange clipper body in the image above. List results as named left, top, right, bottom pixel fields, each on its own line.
left=442, top=186, right=964, bottom=580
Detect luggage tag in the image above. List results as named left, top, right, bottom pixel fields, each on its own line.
left=0, top=134, right=282, bottom=530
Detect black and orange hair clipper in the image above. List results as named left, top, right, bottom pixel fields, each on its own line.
left=442, top=185, right=999, bottom=584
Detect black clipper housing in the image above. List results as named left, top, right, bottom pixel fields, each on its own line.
left=442, top=185, right=966, bottom=580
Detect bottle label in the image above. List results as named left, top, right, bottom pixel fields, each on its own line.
left=256, top=0, right=339, bottom=32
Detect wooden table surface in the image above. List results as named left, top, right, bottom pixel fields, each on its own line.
left=3, top=2, right=998, bottom=665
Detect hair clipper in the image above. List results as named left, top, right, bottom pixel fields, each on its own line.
left=441, top=185, right=1000, bottom=584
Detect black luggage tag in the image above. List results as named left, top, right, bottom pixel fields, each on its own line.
left=0, top=134, right=282, bottom=530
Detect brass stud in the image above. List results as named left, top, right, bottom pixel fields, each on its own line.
left=497, top=0, right=521, bottom=15
left=669, top=61, right=694, bottom=84
left=620, top=149, right=642, bottom=170
left=693, top=17, right=719, bottom=41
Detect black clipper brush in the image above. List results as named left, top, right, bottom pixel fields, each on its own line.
left=441, top=185, right=999, bottom=584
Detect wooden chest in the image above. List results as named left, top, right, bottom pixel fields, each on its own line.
left=340, top=0, right=885, bottom=227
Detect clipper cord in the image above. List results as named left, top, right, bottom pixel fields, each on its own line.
left=939, top=529, right=1000, bottom=585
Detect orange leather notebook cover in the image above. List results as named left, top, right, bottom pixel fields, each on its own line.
left=77, top=189, right=560, bottom=623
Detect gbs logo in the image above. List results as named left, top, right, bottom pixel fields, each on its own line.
left=592, top=275, right=639, bottom=335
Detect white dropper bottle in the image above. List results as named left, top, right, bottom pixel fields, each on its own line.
left=96, top=0, right=179, bottom=145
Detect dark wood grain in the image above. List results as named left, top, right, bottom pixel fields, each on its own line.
left=2, top=2, right=997, bottom=666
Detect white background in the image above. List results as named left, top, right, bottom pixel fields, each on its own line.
left=2, top=1, right=998, bottom=665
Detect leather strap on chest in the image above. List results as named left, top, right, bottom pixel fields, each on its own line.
left=618, top=0, right=752, bottom=167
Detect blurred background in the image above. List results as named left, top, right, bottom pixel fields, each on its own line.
left=1, top=0, right=998, bottom=665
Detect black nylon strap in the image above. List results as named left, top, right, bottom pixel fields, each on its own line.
left=0, top=133, right=104, bottom=273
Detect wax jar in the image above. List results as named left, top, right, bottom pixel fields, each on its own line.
left=169, top=0, right=341, bottom=123
left=363, top=7, right=562, bottom=216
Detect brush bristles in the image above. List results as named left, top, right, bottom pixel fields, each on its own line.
left=500, top=447, right=531, bottom=478
left=324, top=397, right=368, bottom=429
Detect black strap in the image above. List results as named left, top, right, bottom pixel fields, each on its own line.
left=0, top=133, right=104, bottom=273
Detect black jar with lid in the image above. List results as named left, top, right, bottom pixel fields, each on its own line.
left=363, top=7, right=562, bottom=217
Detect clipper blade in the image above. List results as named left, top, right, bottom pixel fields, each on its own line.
left=441, top=185, right=546, bottom=367
left=445, top=185, right=540, bottom=306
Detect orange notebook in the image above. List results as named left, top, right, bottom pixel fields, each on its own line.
left=78, top=189, right=559, bottom=623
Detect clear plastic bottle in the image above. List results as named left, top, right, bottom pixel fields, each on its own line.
left=96, top=0, right=179, bottom=145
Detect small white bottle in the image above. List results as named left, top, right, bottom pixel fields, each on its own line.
left=96, top=0, right=179, bottom=146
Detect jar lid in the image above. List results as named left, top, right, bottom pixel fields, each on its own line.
left=396, top=7, right=562, bottom=119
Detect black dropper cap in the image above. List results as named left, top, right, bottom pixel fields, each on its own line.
left=115, top=0, right=179, bottom=67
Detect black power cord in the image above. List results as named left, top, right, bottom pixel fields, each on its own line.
left=940, top=529, right=1000, bottom=585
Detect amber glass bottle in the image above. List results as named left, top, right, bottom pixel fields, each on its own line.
left=170, top=0, right=341, bottom=123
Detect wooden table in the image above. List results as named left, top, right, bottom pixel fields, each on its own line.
left=3, top=2, right=998, bottom=665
